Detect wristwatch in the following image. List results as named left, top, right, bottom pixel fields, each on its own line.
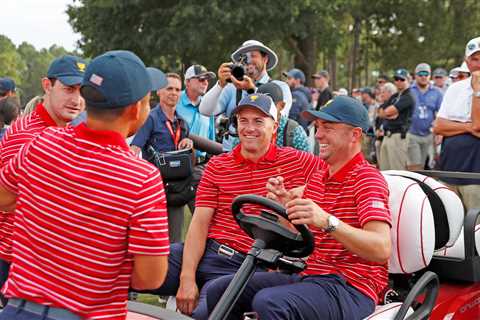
left=473, top=91, right=480, bottom=98
left=323, top=215, right=340, bottom=233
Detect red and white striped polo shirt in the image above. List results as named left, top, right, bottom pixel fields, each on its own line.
left=196, top=144, right=320, bottom=254
left=0, top=123, right=169, bottom=319
left=0, top=103, right=57, bottom=262
left=303, top=152, right=391, bottom=304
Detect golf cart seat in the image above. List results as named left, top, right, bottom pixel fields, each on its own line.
left=366, top=172, right=450, bottom=319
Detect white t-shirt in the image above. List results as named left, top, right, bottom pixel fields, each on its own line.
left=437, top=78, right=473, bottom=122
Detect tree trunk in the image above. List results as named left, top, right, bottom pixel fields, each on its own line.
left=329, top=50, right=337, bottom=90
left=293, top=35, right=317, bottom=87
left=351, top=17, right=362, bottom=92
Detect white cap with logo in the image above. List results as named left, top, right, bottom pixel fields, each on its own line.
left=465, top=37, right=480, bottom=58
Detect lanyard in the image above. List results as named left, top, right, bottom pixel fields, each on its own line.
left=165, top=120, right=181, bottom=149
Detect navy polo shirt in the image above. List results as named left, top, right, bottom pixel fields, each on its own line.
left=131, top=104, right=189, bottom=158
left=409, top=83, right=443, bottom=136
left=439, top=134, right=480, bottom=185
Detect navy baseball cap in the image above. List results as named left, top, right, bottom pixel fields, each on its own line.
left=234, top=93, right=278, bottom=121
left=47, top=55, right=87, bottom=86
left=283, top=68, right=306, bottom=84
left=393, top=68, right=410, bottom=80
left=302, top=95, right=370, bottom=132
left=81, top=50, right=166, bottom=109
left=0, top=78, right=16, bottom=93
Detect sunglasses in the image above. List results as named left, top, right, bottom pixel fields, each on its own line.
left=377, top=80, right=386, bottom=84
left=195, top=77, right=209, bottom=82
left=394, top=77, right=406, bottom=82
left=416, top=71, right=430, bottom=77
left=456, top=73, right=469, bottom=80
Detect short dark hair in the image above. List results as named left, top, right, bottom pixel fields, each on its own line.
left=0, top=96, right=20, bottom=125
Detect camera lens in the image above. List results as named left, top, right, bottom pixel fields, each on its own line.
left=231, top=65, right=245, bottom=81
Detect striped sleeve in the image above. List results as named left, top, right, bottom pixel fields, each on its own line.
left=354, top=168, right=392, bottom=227
left=298, top=150, right=324, bottom=183
left=195, top=159, right=220, bottom=209
left=128, top=168, right=170, bottom=255
left=0, top=142, right=31, bottom=194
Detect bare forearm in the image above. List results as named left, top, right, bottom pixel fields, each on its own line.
left=180, top=214, right=211, bottom=281
left=433, top=117, right=472, bottom=136
left=330, top=221, right=391, bottom=263
left=0, top=187, right=16, bottom=211
left=472, top=96, right=480, bottom=131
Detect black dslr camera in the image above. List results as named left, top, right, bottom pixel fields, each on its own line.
left=226, top=54, right=247, bottom=82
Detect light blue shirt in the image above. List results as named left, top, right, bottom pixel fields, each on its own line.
left=176, top=91, right=215, bottom=158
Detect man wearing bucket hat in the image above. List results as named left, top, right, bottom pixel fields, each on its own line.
left=149, top=93, right=319, bottom=318
left=203, top=96, right=391, bottom=320
left=0, top=50, right=169, bottom=319
left=433, top=36, right=480, bottom=213
left=199, top=40, right=278, bottom=151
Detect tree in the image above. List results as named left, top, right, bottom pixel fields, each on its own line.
left=0, top=35, right=26, bottom=89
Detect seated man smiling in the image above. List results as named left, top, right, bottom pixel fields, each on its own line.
left=149, top=93, right=321, bottom=318
left=203, top=96, right=392, bottom=320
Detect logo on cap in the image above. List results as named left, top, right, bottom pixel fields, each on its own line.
left=250, top=95, right=258, bottom=101
left=321, top=99, right=333, bottom=109
left=77, top=62, right=86, bottom=73
left=468, top=43, right=477, bottom=51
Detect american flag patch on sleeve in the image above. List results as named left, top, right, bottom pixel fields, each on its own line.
left=372, top=201, right=385, bottom=209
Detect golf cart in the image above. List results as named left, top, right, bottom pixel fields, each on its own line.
left=127, top=169, right=480, bottom=319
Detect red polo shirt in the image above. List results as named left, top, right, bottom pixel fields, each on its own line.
left=0, top=124, right=169, bottom=319
left=0, top=103, right=57, bottom=262
left=303, top=152, right=391, bottom=304
left=196, top=144, right=320, bottom=254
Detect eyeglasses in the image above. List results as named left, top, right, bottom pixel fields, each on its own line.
left=393, top=77, right=406, bottom=82
left=195, top=77, right=209, bottom=82
left=416, top=71, right=430, bottom=77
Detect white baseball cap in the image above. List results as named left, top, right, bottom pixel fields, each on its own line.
left=465, top=37, right=480, bottom=58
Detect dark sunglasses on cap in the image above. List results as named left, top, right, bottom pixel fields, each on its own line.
left=416, top=71, right=430, bottom=77
left=394, top=77, right=406, bottom=82
left=194, top=77, right=209, bottom=82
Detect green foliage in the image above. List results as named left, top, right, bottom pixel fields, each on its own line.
left=0, top=36, right=78, bottom=106
left=0, top=36, right=26, bottom=87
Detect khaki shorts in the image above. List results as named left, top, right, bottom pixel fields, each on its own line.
left=407, top=133, right=433, bottom=166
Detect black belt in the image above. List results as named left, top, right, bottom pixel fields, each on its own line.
left=207, top=239, right=246, bottom=260
left=385, top=130, right=403, bottom=137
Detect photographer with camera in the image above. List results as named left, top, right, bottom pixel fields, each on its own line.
left=199, top=40, right=278, bottom=151
left=131, top=73, right=194, bottom=243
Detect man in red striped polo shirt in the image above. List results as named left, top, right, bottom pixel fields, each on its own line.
left=0, top=50, right=170, bottom=319
left=149, top=93, right=320, bottom=318
left=203, top=96, right=392, bottom=320
left=0, top=55, right=87, bottom=295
